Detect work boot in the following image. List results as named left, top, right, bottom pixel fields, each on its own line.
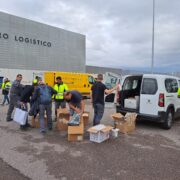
left=25, top=123, right=32, bottom=128
left=7, top=118, right=13, bottom=122
left=20, top=126, right=27, bottom=131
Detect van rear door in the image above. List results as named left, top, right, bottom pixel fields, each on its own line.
left=140, top=78, right=158, bottom=115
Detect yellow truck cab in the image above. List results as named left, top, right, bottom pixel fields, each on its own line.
left=44, top=71, right=95, bottom=98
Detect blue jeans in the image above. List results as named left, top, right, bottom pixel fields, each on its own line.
left=39, top=103, right=52, bottom=132
left=68, top=113, right=80, bottom=126
left=2, top=94, right=9, bottom=105
left=93, top=103, right=104, bottom=126
left=69, top=103, right=81, bottom=116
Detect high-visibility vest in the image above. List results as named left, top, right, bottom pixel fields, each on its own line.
left=33, top=79, right=38, bottom=84
left=178, top=87, right=180, bottom=97
left=1, top=83, right=5, bottom=89
left=53, top=83, right=68, bottom=100
left=2, top=82, right=11, bottom=90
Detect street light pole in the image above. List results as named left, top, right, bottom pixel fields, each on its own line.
left=151, top=0, right=155, bottom=74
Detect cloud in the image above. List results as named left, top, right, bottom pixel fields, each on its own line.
left=1, top=0, right=180, bottom=72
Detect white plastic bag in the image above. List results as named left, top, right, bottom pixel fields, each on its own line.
left=13, top=108, right=28, bottom=125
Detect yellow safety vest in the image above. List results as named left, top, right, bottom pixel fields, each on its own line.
left=53, top=83, right=68, bottom=100
left=2, top=82, right=11, bottom=89
left=178, top=87, right=180, bottom=97
left=33, top=79, right=38, bottom=84
left=1, top=83, right=5, bottom=89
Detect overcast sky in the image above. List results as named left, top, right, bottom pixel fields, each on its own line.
left=1, top=0, right=180, bottom=72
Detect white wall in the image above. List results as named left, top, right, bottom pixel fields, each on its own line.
left=0, top=68, right=44, bottom=85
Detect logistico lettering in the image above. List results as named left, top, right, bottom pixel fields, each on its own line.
left=0, top=32, right=52, bottom=47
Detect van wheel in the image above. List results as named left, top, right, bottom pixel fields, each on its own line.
left=163, top=109, right=174, bottom=130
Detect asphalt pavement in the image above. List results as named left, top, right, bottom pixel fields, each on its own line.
left=0, top=99, right=180, bottom=180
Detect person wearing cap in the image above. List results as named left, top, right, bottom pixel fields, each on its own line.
left=91, top=74, right=117, bottom=125
left=53, top=76, right=68, bottom=120
left=1, top=78, right=11, bottom=105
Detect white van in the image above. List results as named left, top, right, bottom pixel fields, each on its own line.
left=115, top=74, right=180, bottom=129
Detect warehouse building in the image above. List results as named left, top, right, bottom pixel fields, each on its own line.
left=0, top=11, right=85, bottom=84
left=86, top=65, right=123, bottom=75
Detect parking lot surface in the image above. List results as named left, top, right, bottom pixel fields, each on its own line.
left=0, top=100, right=180, bottom=180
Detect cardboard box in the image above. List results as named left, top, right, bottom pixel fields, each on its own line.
left=57, top=108, right=70, bottom=120
left=124, top=98, right=137, bottom=109
left=82, top=112, right=90, bottom=126
left=68, top=118, right=84, bottom=135
left=68, top=134, right=84, bottom=141
left=68, top=117, right=84, bottom=141
left=56, top=119, right=69, bottom=131
left=111, top=113, right=137, bottom=134
left=110, top=113, right=124, bottom=121
left=31, top=115, right=47, bottom=128
left=87, top=124, right=113, bottom=143
left=56, top=108, right=70, bottom=131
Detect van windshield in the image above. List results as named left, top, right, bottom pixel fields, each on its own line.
left=141, top=78, right=157, bottom=95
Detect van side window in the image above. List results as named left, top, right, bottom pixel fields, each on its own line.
left=165, top=79, right=178, bottom=93
left=141, top=78, right=157, bottom=95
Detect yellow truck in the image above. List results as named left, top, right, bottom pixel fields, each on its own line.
left=44, top=71, right=95, bottom=98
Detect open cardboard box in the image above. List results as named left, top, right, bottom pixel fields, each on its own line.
left=68, top=117, right=84, bottom=141
left=82, top=112, right=90, bottom=126
left=111, top=113, right=137, bottom=134
left=87, top=124, right=113, bottom=143
left=57, top=108, right=70, bottom=119
left=56, top=108, right=70, bottom=131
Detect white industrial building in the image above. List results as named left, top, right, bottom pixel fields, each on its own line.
left=0, top=11, right=85, bottom=84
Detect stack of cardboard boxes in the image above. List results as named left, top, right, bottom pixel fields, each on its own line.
left=111, top=113, right=137, bottom=134
left=31, top=107, right=137, bottom=143
left=56, top=108, right=90, bottom=142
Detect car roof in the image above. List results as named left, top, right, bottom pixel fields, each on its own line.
left=143, top=74, right=180, bottom=79
left=124, top=74, right=180, bottom=80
